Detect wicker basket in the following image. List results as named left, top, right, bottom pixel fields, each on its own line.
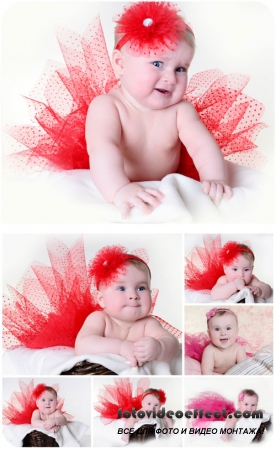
left=252, top=420, right=271, bottom=442
left=129, top=424, right=156, bottom=442
left=22, top=430, right=59, bottom=447
left=60, top=360, right=117, bottom=375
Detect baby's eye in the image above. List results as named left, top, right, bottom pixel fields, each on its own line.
left=244, top=269, right=250, bottom=271
left=233, top=268, right=237, bottom=271
left=176, top=67, right=186, bottom=73
left=117, top=286, right=125, bottom=291
left=214, top=327, right=220, bottom=331
left=152, top=61, right=163, bottom=68
left=227, top=327, right=231, bottom=330
left=137, top=286, right=146, bottom=291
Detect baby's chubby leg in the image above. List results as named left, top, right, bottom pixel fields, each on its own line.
left=113, top=182, right=165, bottom=219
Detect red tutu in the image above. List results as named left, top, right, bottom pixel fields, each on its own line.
left=185, top=235, right=225, bottom=293
left=5, top=16, right=267, bottom=177
left=2, top=237, right=181, bottom=350
left=187, top=391, right=235, bottom=426
left=185, top=332, right=255, bottom=362
left=2, top=380, right=73, bottom=425
left=94, top=378, right=151, bottom=425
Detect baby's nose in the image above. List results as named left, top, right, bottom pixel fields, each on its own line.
left=163, top=70, right=176, bottom=85
left=129, top=290, right=139, bottom=299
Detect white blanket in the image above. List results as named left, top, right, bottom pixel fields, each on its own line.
left=3, top=421, right=89, bottom=447
left=3, top=161, right=271, bottom=223
left=2, top=346, right=182, bottom=376
left=185, top=287, right=272, bottom=304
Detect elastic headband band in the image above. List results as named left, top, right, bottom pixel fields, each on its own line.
left=206, top=308, right=238, bottom=322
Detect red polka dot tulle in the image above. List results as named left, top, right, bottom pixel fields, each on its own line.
left=5, top=17, right=267, bottom=178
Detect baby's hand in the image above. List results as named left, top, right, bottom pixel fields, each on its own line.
left=113, top=183, right=164, bottom=219
left=202, top=180, right=232, bottom=205
left=43, top=418, right=56, bottom=430
left=220, top=433, right=229, bottom=442
left=133, top=337, right=162, bottom=366
left=234, top=278, right=246, bottom=290
left=120, top=340, right=138, bottom=367
left=247, top=286, right=263, bottom=297
left=53, top=426, right=60, bottom=433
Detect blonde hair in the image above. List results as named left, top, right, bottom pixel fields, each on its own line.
left=239, top=244, right=255, bottom=262
left=127, top=258, right=151, bottom=284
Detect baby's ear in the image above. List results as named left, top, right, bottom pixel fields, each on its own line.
left=96, top=290, right=105, bottom=308
left=112, top=49, right=124, bottom=76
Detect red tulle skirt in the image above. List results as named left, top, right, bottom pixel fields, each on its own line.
left=94, top=378, right=151, bottom=425
left=5, top=17, right=267, bottom=177
left=185, top=234, right=225, bottom=293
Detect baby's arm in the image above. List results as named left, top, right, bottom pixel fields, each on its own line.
left=86, top=96, right=164, bottom=218
left=31, top=410, right=67, bottom=431
left=236, top=344, right=247, bottom=364
left=177, top=101, right=232, bottom=205
left=75, top=311, right=137, bottom=366
left=211, top=276, right=246, bottom=300
left=220, top=415, right=239, bottom=442
left=133, top=317, right=179, bottom=365
left=201, top=345, right=216, bottom=375
left=248, top=276, right=272, bottom=300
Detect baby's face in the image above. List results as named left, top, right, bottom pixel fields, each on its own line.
left=97, top=263, right=152, bottom=323
left=208, top=314, right=238, bottom=349
left=113, top=40, right=194, bottom=110
left=223, top=255, right=253, bottom=285
left=36, top=390, right=57, bottom=415
left=238, top=395, right=258, bottom=413
left=142, top=394, right=161, bottom=412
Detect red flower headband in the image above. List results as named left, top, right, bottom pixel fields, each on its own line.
left=33, top=384, right=57, bottom=400
left=88, top=245, right=151, bottom=288
left=114, top=1, right=194, bottom=55
left=219, top=242, right=254, bottom=266
left=142, top=389, right=166, bottom=405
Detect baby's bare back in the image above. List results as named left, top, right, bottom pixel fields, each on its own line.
left=109, top=88, right=182, bottom=181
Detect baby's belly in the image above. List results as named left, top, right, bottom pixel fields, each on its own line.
left=124, top=152, right=180, bottom=182
left=214, top=359, right=236, bottom=374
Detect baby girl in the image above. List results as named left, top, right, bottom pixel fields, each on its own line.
left=201, top=308, right=247, bottom=375
left=211, top=242, right=272, bottom=300
left=221, top=389, right=261, bottom=442
left=75, top=246, right=179, bottom=367
left=31, top=385, right=68, bottom=433
left=86, top=2, right=232, bottom=218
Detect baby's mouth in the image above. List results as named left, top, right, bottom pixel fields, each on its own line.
left=155, top=88, right=171, bottom=95
left=220, top=338, right=228, bottom=343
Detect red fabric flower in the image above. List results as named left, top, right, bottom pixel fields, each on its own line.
left=88, top=245, right=150, bottom=288
left=32, top=384, right=49, bottom=400
left=219, top=241, right=254, bottom=266
left=114, top=1, right=192, bottom=55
